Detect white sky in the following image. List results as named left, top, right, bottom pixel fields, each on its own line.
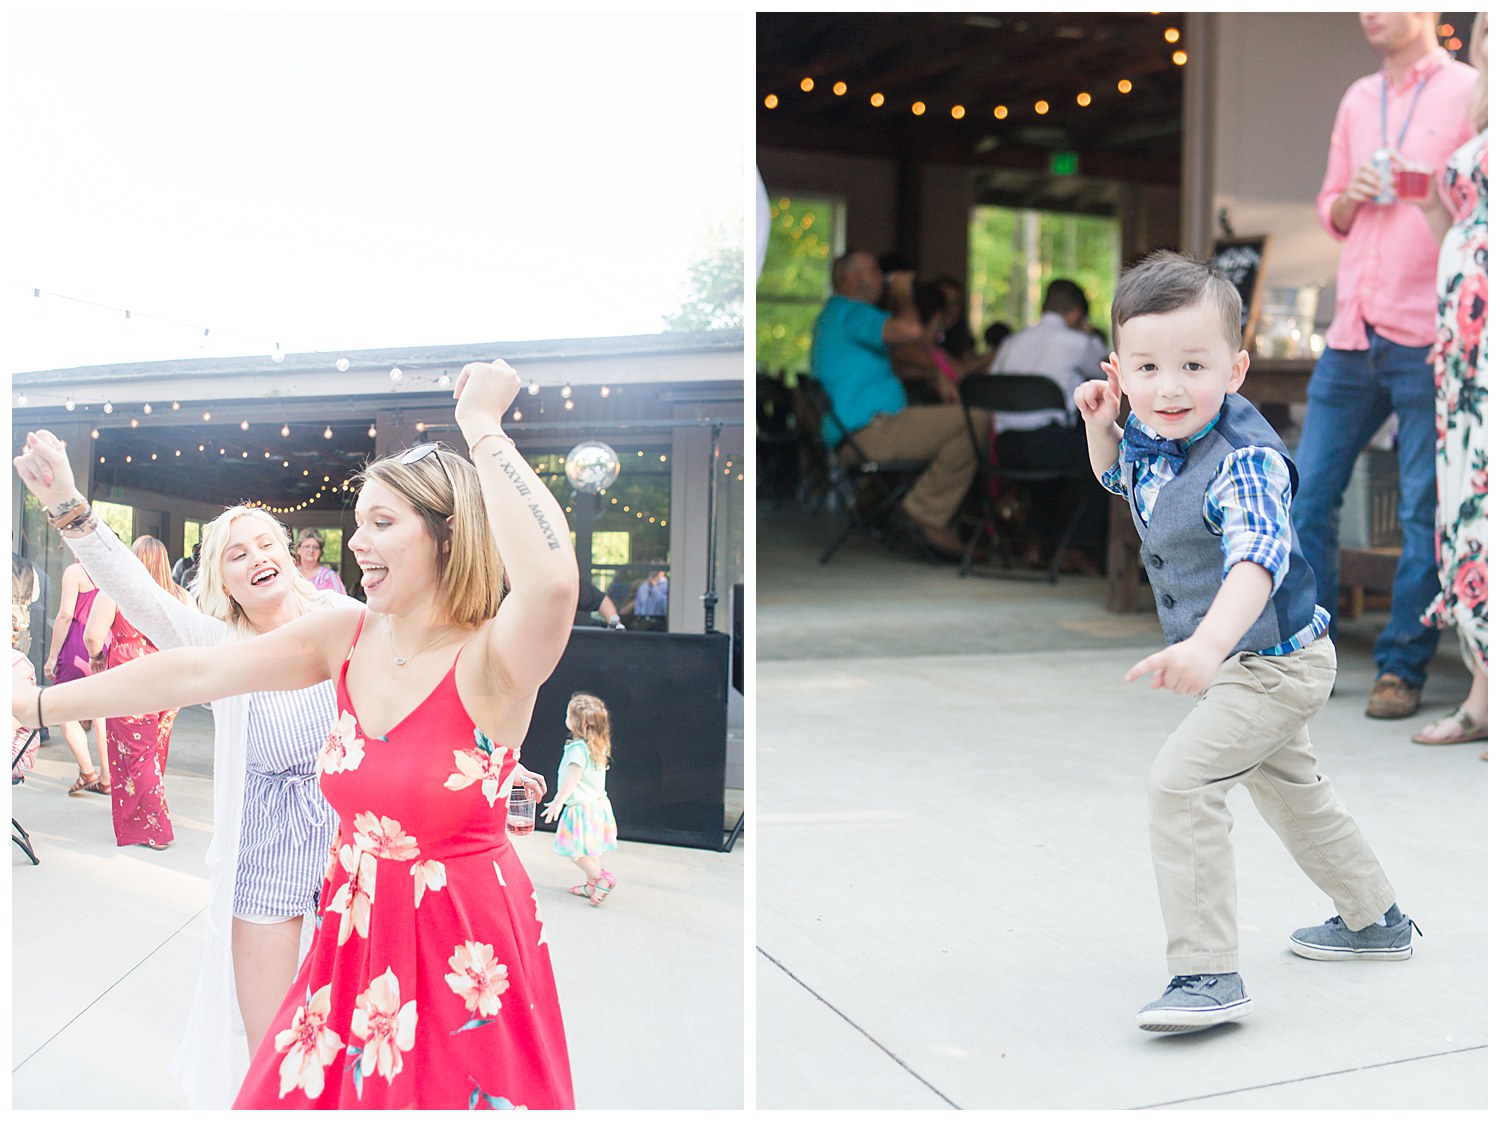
left=4, top=3, right=746, bottom=376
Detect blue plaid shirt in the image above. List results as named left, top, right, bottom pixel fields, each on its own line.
left=1102, top=414, right=1330, bottom=656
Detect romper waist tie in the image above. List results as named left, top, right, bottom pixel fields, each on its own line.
left=250, top=770, right=334, bottom=845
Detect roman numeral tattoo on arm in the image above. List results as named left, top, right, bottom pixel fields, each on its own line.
left=497, top=453, right=562, bottom=550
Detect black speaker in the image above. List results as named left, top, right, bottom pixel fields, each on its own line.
left=731, top=581, right=744, bottom=695
left=523, top=629, right=731, bottom=850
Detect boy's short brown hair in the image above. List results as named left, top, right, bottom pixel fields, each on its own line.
left=1111, top=250, right=1244, bottom=354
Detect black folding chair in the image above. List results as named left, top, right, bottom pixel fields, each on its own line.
left=800, top=375, right=938, bottom=564
left=13, top=728, right=40, bottom=865
left=957, top=373, right=1090, bottom=583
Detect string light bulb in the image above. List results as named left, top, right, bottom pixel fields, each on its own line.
left=560, top=384, right=572, bottom=399
left=389, top=367, right=403, bottom=381
left=16, top=394, right=26, bottom=406
left=65, top=397, right=76, bottom=411
left=324, top=426, right=333, bottom=439
left=600, top=385, right=611, bottom=398
left=272, top=343, right=285, bottom=363
left=281, top=424, right=290, bottom=437
left=240, top=420, right=250, bottom=431
left=368, top=424, right=378, bottom=438
left=764, top=94, right=778, bottom=109
left=103, top=401, right=114, bottom=414
left=336, top=357, right=350, bottom=372
left=143, top=403, right=152, bottom=414
left=203, top=411, right=213, bottom=421
left=527, top=381, right=540, bottom=396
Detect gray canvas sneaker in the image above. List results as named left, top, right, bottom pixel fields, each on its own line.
left=1289, top=903, right=1421, bottom=961
left=1136, top=973, right=1253, bottom=1033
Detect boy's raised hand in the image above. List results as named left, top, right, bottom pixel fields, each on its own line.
left=1074, top=354, right=1123, bottom=431
left=1124, top=636, right=1220, bottom=697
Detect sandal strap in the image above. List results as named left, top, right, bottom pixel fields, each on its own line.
left=1451, top=708, right=1479, bottom=734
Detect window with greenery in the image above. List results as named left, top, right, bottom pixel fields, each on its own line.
left=969, top=207, right=1120, bottom=342
left=92, top=500, right=134, bottom=542
left=756, top=194, right=841, bottom=380
left=536, top=445, right=673, bottom=624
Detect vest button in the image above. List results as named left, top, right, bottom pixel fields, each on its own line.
left=1161, top=594, right=1176, bottom=608
left=1150, top=554, right=1165, bottom=568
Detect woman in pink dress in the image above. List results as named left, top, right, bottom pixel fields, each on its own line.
left=294, top=529, right=345, bottom=594
left=84, top=536, right=196, bottom=850
left=44, top=561, right=112, bottom=794
left=18, top=359, right=577, bottom=1109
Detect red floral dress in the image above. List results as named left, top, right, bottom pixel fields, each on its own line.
left=1423, top=128, right=1488, bottom=670
left=104, top=611, right=177, bottom=847
left=233, top=613, right=573, bottom=1109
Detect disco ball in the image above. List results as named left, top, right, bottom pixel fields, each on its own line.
left=563, top=441, right=621, bottom=494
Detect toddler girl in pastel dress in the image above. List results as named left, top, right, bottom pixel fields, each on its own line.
left=542, top=692, right=620, bottom=905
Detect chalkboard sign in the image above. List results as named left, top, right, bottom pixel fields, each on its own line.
left=1210, top=235, right=1270, bottom=351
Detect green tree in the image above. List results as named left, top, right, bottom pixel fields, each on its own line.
left=664, top=227, right=744, bottom=333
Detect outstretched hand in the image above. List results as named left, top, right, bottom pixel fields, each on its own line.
left=452, top=359, right=522, bottom=432
left=1074, top=355, right=1123, bottom=431
left=541, top=798, right=562, bottom=825
left=13, top=430, right=80, bottom=507
left=1124, top=637, right=1220, bottom=697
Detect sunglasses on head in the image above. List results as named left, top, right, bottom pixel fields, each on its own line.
left=400, top=442, right=453, bottom=486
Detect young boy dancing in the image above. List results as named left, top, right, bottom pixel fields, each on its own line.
left=1075, top=251, right=1417, bottom=1033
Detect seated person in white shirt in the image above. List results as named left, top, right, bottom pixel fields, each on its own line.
left=986, top=278, right=1110, bottom=568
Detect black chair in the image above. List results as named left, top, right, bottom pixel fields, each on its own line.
left=799, top=375, right=938, bottom=564
left=755, top=373, right=801, bottom=505
left=957, top=373, right=1090, bottom=583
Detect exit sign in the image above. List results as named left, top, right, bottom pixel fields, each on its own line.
left=1050, top=151, right=1079, bottom=176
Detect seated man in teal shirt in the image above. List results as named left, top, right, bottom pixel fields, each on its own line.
left=811, top=250, right=982, bottom=557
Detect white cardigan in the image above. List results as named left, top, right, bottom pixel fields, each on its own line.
left=65, top=520, right=352, bottom=1107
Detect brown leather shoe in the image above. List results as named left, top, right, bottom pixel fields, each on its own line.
left=1366, top=673, right=1421, bottom=719
left=903, top=512, right=966, bottom=561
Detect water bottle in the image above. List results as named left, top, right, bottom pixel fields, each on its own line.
left=1370, top=148, right=1395, bottom=205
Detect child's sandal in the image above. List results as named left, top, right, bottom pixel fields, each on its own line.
left=569, top=881, right=596, bottom=898
left=588, top=870, right=616, bottom=907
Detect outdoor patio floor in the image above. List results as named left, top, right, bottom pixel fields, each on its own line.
left=755, top=502, right=1487, bottom=1110
left=12, top=703, right=743, bottom=1110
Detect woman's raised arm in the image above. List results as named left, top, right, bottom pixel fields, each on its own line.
left=453, top=361, right=578, bottom=693
left=15, top=431, right=223, bottom=650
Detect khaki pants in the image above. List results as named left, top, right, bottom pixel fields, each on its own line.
left=1147, top=636, right=1395, bottom=975
left=848, top=406, right=987, bottom=528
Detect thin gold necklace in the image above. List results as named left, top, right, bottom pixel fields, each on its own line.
left=387, top=619, right=456, bottom=666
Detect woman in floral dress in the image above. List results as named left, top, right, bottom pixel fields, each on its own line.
left=18, top=359, right=578, bottom=1108
left=83, top=535, right=195, bottom=849
left=1415, top=13, right=1488, bottom=751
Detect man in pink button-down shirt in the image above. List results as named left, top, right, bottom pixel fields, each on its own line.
left=1290, top=12, right=1478, bottom=721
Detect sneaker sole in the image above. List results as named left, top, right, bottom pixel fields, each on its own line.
left=1288, top=938, right=1412, bottom=961
left=1136, top=997, right=1252, bottom=1033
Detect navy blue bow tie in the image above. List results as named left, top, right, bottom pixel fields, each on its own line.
left=1121, top=425, right=1188, bottom=472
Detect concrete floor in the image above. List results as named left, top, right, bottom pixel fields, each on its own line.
left=12, top=704, right=743, bottom=1110
left=754, top=504, right=1487, bottom=1110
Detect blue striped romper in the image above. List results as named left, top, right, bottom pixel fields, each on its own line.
left=235, top=682, right=340, bottom=917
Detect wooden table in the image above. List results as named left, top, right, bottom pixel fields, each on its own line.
left=1104, top=354, right=1395, bottom=615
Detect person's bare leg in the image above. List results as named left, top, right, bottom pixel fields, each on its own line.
left=59, top=720, right=96, bottom=775
left=575, top=855, right=603, bottom=883
left=95, top=718, right=110, bottom=786
left=231, top=917, right=305, bottom=1054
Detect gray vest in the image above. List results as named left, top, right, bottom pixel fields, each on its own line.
left=1122, top=395, right=1320, bottom=652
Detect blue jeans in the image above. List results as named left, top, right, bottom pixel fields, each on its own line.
left=1290, top=328, right=1440, bottom=686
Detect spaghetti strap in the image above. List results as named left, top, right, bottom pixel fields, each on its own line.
left=345, top=609, right=368, bottom=664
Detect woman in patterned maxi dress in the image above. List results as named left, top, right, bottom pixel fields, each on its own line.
left=83, top=535, right=195, bottom=848
left=17, top=359, right=579, bottom=1108
left=1416, top=13, right=1488, bottom=749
